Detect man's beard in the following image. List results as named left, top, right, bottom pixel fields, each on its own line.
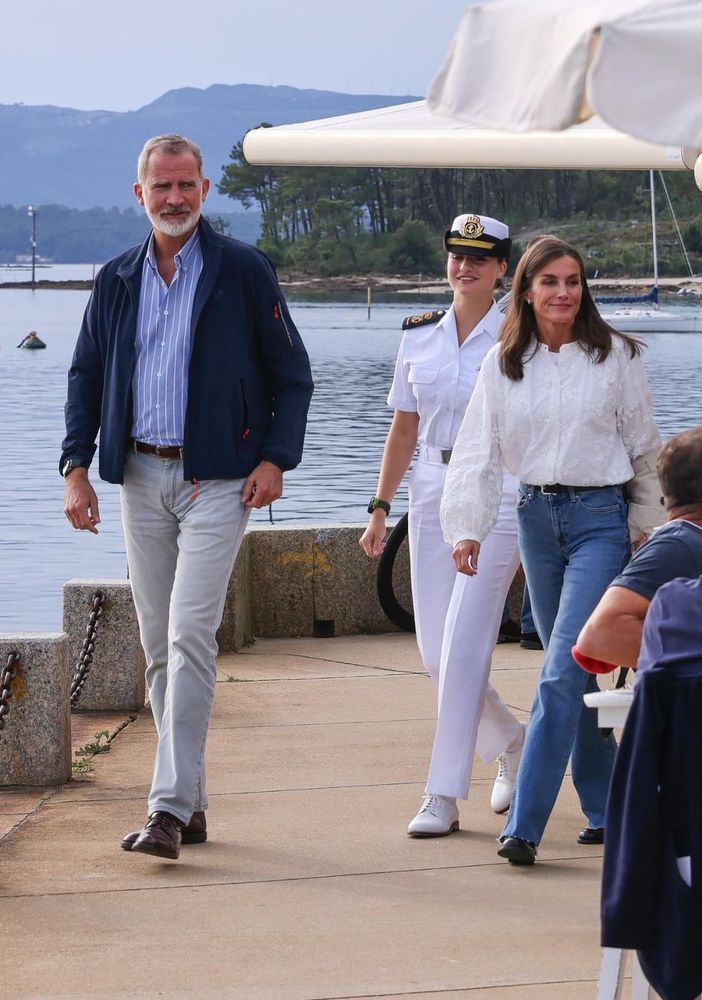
left=146, top=206, right=201, bottom=238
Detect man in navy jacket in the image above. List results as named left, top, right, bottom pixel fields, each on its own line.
left=61, top=134, right=313, bottom=859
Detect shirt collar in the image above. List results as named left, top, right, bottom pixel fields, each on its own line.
left=145, top=226, right=201, bottom=275
left=442, top=300, right=502, bottom=343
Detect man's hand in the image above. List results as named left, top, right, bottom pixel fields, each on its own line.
left=452, top=539, right=481, bottom=576
left=241, top=461, right=283, bottom=508
left=64, top=468, right=101, bottom=534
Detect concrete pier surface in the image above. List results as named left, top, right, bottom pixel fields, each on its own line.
left=0, top=634, right=617, bottom=999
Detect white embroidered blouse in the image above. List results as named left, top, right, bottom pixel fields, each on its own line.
left=440, top=336, right=662, bottom=546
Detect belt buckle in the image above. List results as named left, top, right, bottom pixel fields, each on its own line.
left=540, top=484, right=558, bottom=496
left=440, top=448, right=452, bottom=464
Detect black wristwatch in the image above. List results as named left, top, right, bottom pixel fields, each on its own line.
left=62, top=458, right=86, bottom=478
left=367, top=496, right=391, bottom=516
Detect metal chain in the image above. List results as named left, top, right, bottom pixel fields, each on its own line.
left=70, top=591, right=105, bottom=708
left=0, top=651, right=21, bottom=743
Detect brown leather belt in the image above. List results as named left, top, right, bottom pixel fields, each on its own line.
left=134, top=440, right=184, bottom=459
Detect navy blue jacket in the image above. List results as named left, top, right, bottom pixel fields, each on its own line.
left=601, top=576, right=702, bottom=1000
left=61, top=219, right=313, bottom=483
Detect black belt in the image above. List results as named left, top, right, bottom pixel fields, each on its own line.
left=528, top=483, right=617, bottom=496
left=134, top=440, right=184, bottom=459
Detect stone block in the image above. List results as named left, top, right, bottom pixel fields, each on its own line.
left=62, top=581, right=145, bottom=712
left=245, top=523, right=412, bottom=639
left=247, top=527, right=315, bottom=637
left=0, top=634, right=71, bottom=785
left=217, top=533, right=253, bottom=653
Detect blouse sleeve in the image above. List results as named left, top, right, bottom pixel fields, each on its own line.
left=440, top=351, right=504, bottom=546
left=386, top=334, right=417, bottom=412
left=616, top=347, right=662, bottom=462
left=617, top=345, right=665, bottom=540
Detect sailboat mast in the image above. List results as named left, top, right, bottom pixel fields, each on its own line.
left=650, top=169, right=659, bottom=288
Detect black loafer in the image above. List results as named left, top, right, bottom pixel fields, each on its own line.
left=577, top=827, right=604, bottom=845
left=497, top=836, right=537, bottom=865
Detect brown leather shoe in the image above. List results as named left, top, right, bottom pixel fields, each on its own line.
left=121, top=811, right=207, bottom=851
left=181, top=810, right=207, bottom=844
left=130, top=812, right=182, bottom=860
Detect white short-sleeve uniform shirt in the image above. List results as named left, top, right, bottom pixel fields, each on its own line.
left=387, top=302, right=503, bottom=449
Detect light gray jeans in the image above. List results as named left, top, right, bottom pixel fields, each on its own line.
left=120, top=451, right=250, bottom=824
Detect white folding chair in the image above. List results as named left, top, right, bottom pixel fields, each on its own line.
left=596, top=948, right=655, bottom=1000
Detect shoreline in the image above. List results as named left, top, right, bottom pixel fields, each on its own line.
left=2, top=274, right=701, bottom=294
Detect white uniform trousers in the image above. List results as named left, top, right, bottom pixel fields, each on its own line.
left=120, top=451, right=250, bottom=824
left=407, top=458, right=522, bottom=800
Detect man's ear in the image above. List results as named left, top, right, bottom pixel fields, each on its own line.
left=133, top=182, right=144, bottom=206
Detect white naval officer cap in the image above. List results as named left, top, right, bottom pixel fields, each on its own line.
left=444, top=213, right=512, bottom=259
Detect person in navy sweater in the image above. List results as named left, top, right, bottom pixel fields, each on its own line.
left=600, top=574, right=702, bottom=1000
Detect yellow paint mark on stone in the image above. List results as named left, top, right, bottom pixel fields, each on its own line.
left=10, top=671, right=26, bottom=702
left=279, top=543, right=332, bottom=578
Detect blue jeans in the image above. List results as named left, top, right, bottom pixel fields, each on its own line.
left=520, top=585, right=535, bottom=635
left=501, top=484, right=630, bottom=847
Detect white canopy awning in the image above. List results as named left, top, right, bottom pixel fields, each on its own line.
left=242, top=100, right=697, bottom=173
left=427, top=0, right=702, bottom=150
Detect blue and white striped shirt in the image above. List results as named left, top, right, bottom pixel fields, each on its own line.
left=131, top=229, right=203, bottom=446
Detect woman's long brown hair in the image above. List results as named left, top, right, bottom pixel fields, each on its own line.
left=499, top=235, right=642, bottom=381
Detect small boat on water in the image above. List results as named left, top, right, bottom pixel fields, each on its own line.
left=598, top=171, right=702, bottom=334
left=17, top=331, right=46, bottom=349
left=600, top=306, right=702, bottom=334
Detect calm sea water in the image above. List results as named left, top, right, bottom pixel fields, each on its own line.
left=2, top=282, right=702, bottom=632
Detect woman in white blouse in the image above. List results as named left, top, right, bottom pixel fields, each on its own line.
left=360, top=213, right=526, bottom=838
left=441, top=235, right=661, bottom=865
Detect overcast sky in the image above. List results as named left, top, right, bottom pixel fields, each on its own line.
left=1, top=0, right=471, bottom=110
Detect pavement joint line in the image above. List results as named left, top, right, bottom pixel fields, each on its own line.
left=21, top=774, right=518, bottom=809
left=0, top=788, right=60, bottom=843
left=0, top=853, right=600, bottom=901
left=235, top=650, right=430, bottom=674
left=110, top=718, right=441, bottom=739
left=45, top=780, right=432, bottom=806
left=210, top=716, right=437, bottom=730
left=305, top=977, right=599, bottom=999
left=32, top=774, right=517, bottom=808
left=216, top=670, right=420, bottom=683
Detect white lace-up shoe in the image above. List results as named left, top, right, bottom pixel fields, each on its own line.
left=407, top=794, right=459, bottom=837
left=490, top=723, right=527, bottom=815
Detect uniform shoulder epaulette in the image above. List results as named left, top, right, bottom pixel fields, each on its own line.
left=402, top=309, right=446, bottom=331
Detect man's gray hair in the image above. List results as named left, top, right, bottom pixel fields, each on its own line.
left=137, top=134, right=204, bottom=185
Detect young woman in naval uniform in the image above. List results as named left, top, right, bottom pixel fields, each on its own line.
left=360, top=213, right=526, bottom=837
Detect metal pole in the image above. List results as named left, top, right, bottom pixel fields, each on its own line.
left=27, top=206, right=37, bottom=288
left=649, top=170, right=658, bottom=289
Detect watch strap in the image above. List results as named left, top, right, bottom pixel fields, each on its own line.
left=368, top=496, right=391, bottom=515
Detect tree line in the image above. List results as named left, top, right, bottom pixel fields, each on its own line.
left=219, top=125, right=702, bottom=278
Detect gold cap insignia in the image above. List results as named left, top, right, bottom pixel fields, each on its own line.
left=458, top=215, right=484, bottom=240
